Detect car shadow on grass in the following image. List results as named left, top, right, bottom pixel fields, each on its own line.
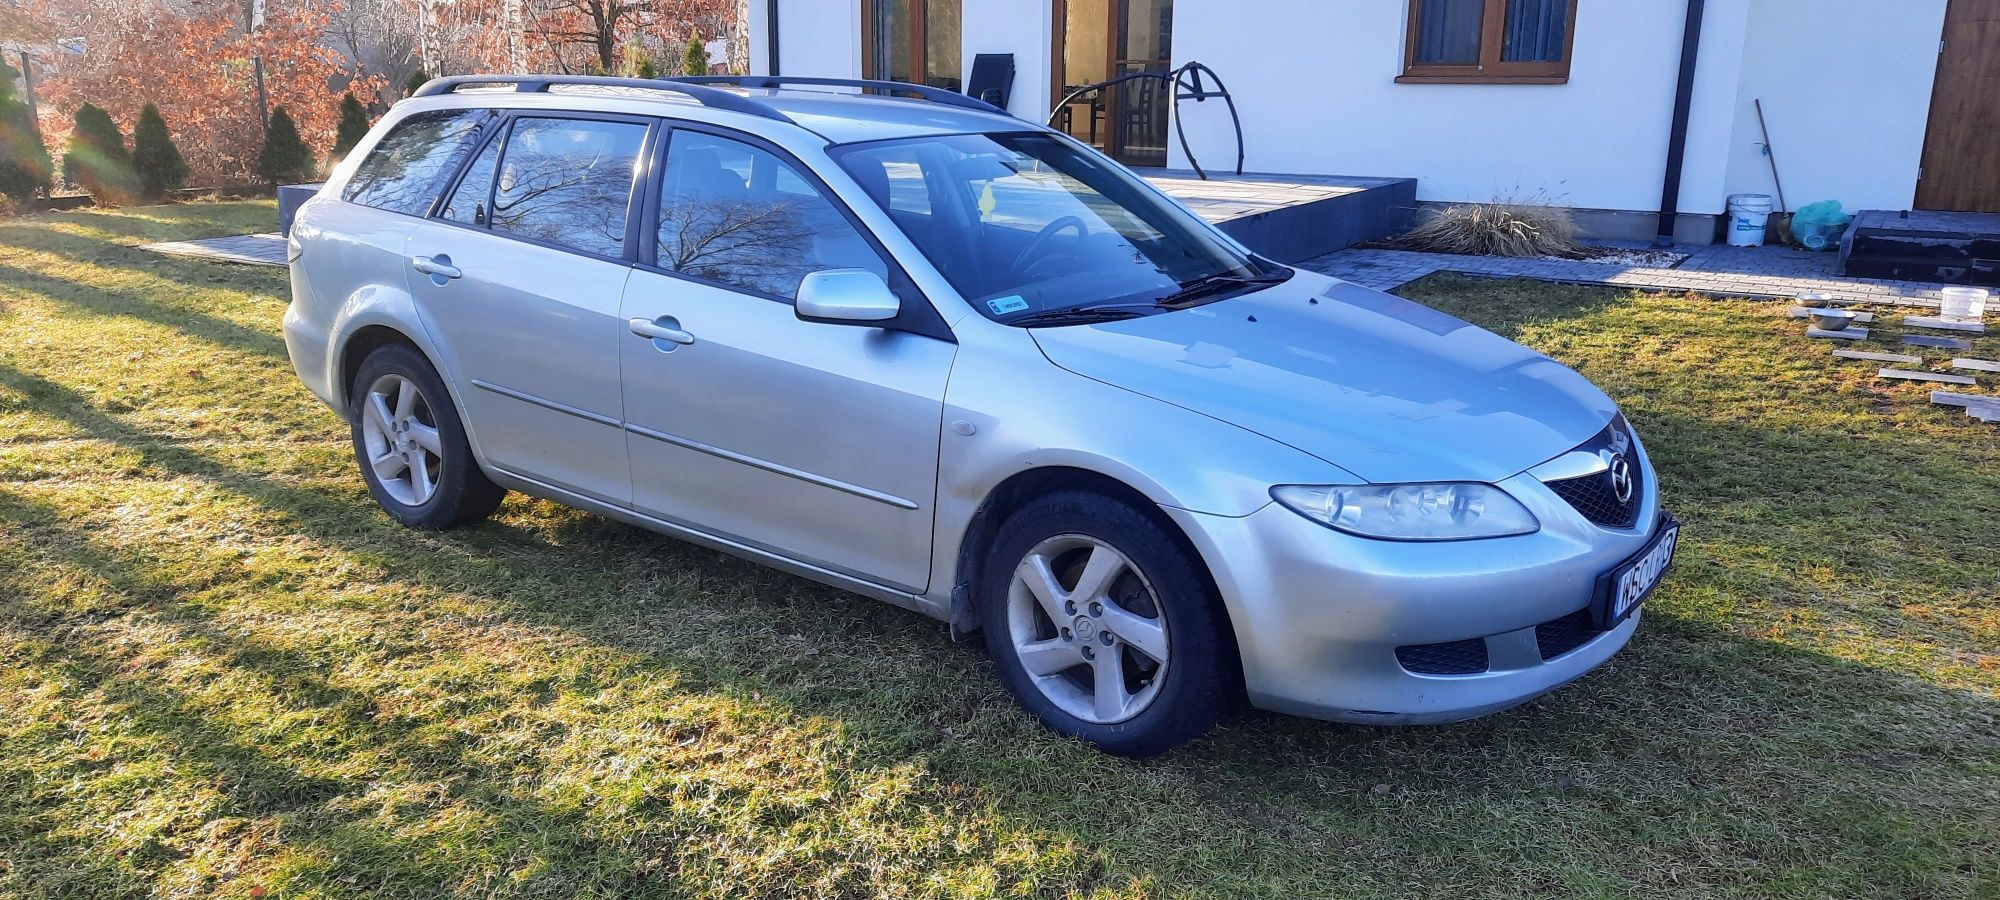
left=0, top=207, right=290, bottom=302
left=2, top=357, right=1996, bottom=897
left=0, top=260, right=289, bottom=363
left=0, top=490, right=684, bottom=897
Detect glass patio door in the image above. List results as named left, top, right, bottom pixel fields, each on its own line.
left=1054, top=0, right=1173, bottom=168
left=1110, top=0, right=1171, bottom=167
left=864, top=0, right=963, bottom=91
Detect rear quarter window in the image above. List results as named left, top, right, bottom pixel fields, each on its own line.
left=343, top=109, right=499, bottom=216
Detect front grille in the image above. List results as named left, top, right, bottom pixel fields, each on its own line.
left=1536, top=607, right=1602, bottom=660
left=1542, top=420, right=1644, bottom=529
left=1546, top=470, right=1642, bottom=528
left=1395, top=638, right=1489, bottom=675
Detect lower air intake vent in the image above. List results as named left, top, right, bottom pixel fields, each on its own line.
left=1536, top=607, right=1603, bottom=660
left=1395, top=638, right=1489, bottom=675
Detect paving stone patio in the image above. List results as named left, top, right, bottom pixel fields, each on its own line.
left=1142, top=170, right=1406, bottom=225
left=141, top=232, right=287, bottom=267
left=1302, top=241, right=1954, bottom=308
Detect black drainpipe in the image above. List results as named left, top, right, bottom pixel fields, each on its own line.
left=766, top=0, right=782, bottom=75
left=1655, top=0, right=1706, bottom=246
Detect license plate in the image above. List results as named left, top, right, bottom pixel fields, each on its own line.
left=1600, top=518, right=1678, bottom=624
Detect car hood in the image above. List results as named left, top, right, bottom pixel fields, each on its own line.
left=1029, top=275, right=1617, bottom=484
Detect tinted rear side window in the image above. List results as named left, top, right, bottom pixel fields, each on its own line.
left=343, top=109, right=497, bottom=215
left=489, top=117, right=648, bottom=258
left=440, top=133, right=502, bottom=226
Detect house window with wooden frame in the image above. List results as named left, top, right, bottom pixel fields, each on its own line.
left=1400, top=0, right=1578, bottom=84
left=863, top=0, right=964, bottom=91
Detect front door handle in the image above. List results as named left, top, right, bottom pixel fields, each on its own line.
left=411, top=254, right=462, bottom=280
left=628, top=316, right=695, bottom=346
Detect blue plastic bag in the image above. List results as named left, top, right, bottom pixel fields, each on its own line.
left=1789, top=200, right=1852, bottom=252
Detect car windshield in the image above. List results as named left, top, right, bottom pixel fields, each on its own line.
left=830, top=132, right=1274, bottom=323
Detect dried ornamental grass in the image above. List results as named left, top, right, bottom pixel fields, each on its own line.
left=1386, top=202, right=1585, bottom=258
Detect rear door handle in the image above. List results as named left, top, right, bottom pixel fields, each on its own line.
left=411, top=255, right=462, bottom=280
left=628, top=316, right=695, bottom=346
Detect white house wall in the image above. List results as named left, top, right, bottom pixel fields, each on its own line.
left=771, top=0, right=865, bottom=79
left=751, top=1, right=1943, bottom=220
left=1169, top=0, right=1753, bottom=217
left=1721, top=0, right=1946, bottom=213
left=962, top=0, right=1056, bottom=118
left=746, top=0, right=771, bottom=74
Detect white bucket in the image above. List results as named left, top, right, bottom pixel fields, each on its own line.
left=1940, top=286, right=1989, bottom=323
left=1727, top=193, right=1774, bottom=247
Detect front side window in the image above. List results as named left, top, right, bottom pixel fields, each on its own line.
left=1403, top=0, right=1576, bottom=83
left=487, top=116, right=648, bottom=258
left=343, top=109, right=498, bottom=215
left=833, top=132, right=1270, bottom=323
left=654, top=130, right=887, bottom=300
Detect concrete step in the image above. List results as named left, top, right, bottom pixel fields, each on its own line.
left=1143, top=170, right=1418, bottom=264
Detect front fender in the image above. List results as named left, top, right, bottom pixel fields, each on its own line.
left=924, top=325, right=1356, bottom=607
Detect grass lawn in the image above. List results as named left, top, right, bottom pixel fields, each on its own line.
left=0, top=201, right=1995, bottom=899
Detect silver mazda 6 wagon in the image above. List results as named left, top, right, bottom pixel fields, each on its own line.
left=283, top=74, right=1677, bottom=755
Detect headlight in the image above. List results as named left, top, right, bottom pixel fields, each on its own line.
left=1270, top=483, right=1539, bottom=541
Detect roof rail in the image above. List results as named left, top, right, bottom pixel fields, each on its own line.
left=410, top=74, right=793, bottom=124
left=669, top=76, right=1013, bottom=118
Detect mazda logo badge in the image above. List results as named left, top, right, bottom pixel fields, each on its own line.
left=1608, top=454, right=1635, bottom=504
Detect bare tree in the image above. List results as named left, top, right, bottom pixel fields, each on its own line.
left=518, top=0, right=737, bottom=75
left=524, top=0, right=642, bottom=73
left=326, top=0, right=423, bottom=100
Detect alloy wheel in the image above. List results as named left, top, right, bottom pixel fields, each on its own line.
left=359, top=373, right=445, bottom=507
left=1007, top=534, right=1170, bottom=724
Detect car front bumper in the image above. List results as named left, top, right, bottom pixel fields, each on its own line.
left=1167, top=470, right=1666, bottom=725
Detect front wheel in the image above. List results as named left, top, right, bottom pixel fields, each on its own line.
left=980, top=491, right=1233, bottom=756
left=349, top=343, right=505, bottom=530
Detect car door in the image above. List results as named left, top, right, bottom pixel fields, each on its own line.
left=307, top=109, right=506, bottom=396
left=619, top=126, right=956, bottom=593
left=406, top=112, right=655, bottom=506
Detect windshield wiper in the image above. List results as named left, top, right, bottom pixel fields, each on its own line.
left=1006, top=303, right=1160, bottom=327
left=1004, top=270, right=1292, bottom=327
left=1157, top=270, right=1292, bottom=308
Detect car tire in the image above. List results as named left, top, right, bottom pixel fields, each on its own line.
left=979, top=490, right=1232, bottom=756
left=349, top=343, right=505, bottom=530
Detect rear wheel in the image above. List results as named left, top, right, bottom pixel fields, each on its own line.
left=980, top=491, right=1231, bottom=756
left=350, top=344, right=504, bottom=529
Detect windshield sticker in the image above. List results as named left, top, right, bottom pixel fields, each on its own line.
left=978, top=181, right=998, bottom=221
left=988, top=295, right=1029, bottom=315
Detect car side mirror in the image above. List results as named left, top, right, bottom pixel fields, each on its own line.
left=796, top=269, right=901, bottom=325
